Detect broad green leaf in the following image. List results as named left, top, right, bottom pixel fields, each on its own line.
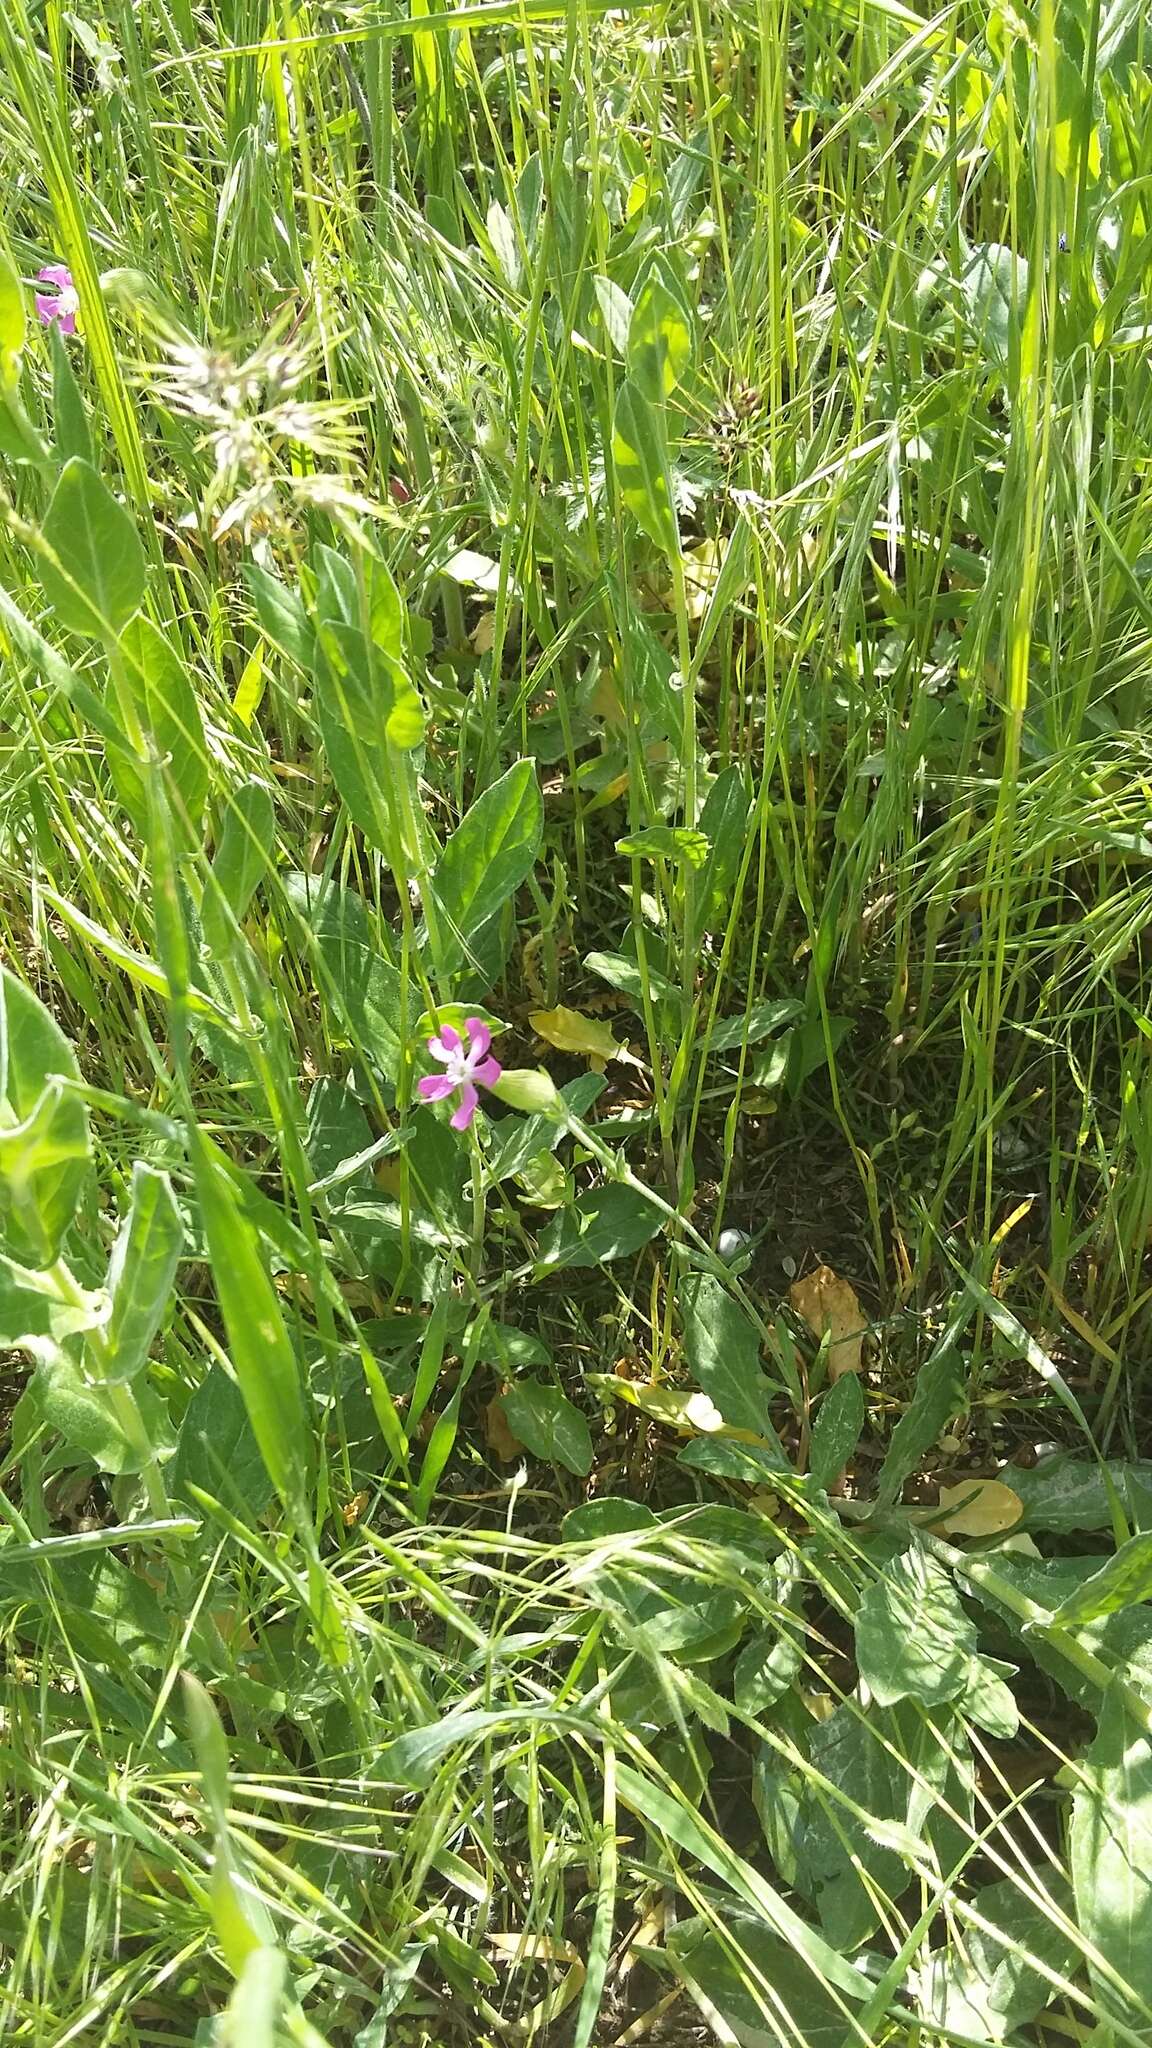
left=0, top=1251, right=102, bottom=1347
left=39, top=457, right=146, bottom=639
left=500, top=1381, right=593, bottom=1477
left=808, top=1371, right=865, bottom=1489
left=536, top=1183, right=664, bottom=1270
left=854, top=1548, right=977, bottom=1707
left=1010, top=1457, right=1152, bottom=1533
left=612, top=381, right=679, bottom=560
left=583, top=951, right=676, bottom=1010
left=0, top=966, right=90, bottom=1266
left=431, top=761, right=542, bottom=977
left=380, top=1707, right=558, bottom=1789
left=592, top=274, right=633, bottom=355
left=0, top=1544, right=171, bottom=1669
left=1052, top=1531, right=1152, bottom=1627
left=484, top=1072, right=604, bottom=1183
left=244, top=563, right=316, bottom=671
left=49, top=322, right=92, bottom=466
left=170, top=1362, right=276, bottom=1518
left=793, top=1700, right=974, bottom=1949
left=1071, top=1684, right=1152, bottom=2034
left=0, top=239, right=24, bottom=387
left=305, top=1077, right=375, bottom=1190
left=697, top=767, right=752, bottom=929
left=320, top=620, right=397, bottom=750
left=33, top=1349, right=148, bottom=1474
left=281, top=873, right=408, bottom=1080
left=679, top=1437, right=791, bottom=1484
left=707, top=998, right=805, bottom=1053
left=616, top=825, right=710, bottom=868
left=563, top=1496, right=656, bottom=1542
left=192, top=1140, right=312, bottom=1523
left=668, top=1911, right=855, bottom=2048
left=734, top=1619, right=803, bottom=1718
left=486, top=198, right=522, bottom=288
left=101, top=1163, right=183, bottom=1384
left=314, top=686, right=390, bottom=852
left=316, top=543, right=425, bottom=751
left=203, top=781, right=276, bottom=954
left=474, top=1320, right=551, bottom=1372
left=734, top=1555, right=804, bottom=1715
left=681, top=1273, right=774, bottom=1437
left=121, top=616, right=210, bottom=839
left=959, top=1654, right=1020, bottom=1739
left=627, top=274, right=692, bottom=402
left=961, top=241, right=1029, bottom=370
left=923, top=1875, right=1077, bottom=2042
left=877, top=1318, right=970, bottom=1507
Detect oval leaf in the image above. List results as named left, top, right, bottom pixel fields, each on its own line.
left=431, top=761, right=542, bottom=978
left=101, top=1162, right=183, bottom=1384
left=0, top=967, right=90, bottom=1266
left=39, top=457, right=146, bottom=639
left=536, top=1184, right=664, bottom=1271
left=500, top=1381, right=593, bottom=1477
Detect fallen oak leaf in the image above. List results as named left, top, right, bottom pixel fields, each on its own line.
left=789, top=1265, right=867, bottom=1381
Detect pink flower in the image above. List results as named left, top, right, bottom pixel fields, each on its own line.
left=418, top=1017, right=502, bottom=1131
left=35, top=265, right=79, bottom=336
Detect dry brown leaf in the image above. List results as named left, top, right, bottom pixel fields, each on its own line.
left=484, top=1396, right=523, bottom=1464
left=935, top=1479, right=1024, bottom=1538
left=530, top=1005, right=621, bottom=1063
left=789, top=1265, right=867, bottom=1380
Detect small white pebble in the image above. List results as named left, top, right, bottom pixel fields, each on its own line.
left=717, top=1228, right=751, bottom=1263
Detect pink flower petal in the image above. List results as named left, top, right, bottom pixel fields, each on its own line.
left=38, top=265, right=73, bottom=290
left=473, top=1056, right=502, bottom=1088
left=35, top=294, right=59, bottom=326
left=465, top=1017, right=491, bottom=1058
left=57, top=310, right=77, bottom=336
left=450, top=1082, right=479, bottom=1131
left=418, top=1073, right=456, bottom=1101
left=427, top=1025, right=461, bottom=1061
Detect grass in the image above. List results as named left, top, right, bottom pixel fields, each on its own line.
left=3, top=0, right=1152, bottom=2041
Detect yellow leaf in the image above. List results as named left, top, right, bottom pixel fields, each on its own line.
left=232, top=643, right=265, bottom=726
left=789, top=1265, right=867, bottom=1381
left=935, top=1479, right=1023, bottom=1538
left=530, top=1005, right=621, bottom=1062
left=591, top=1374, right=772, bottom=1442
